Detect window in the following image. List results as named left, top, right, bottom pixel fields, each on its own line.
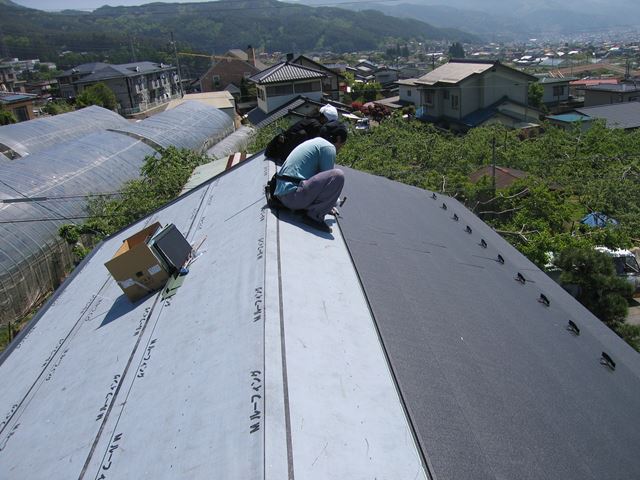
left=451, top=95, right=459, bottom=109
left=443, top=90, right=449, bottom=100
left=266, top=84, right=294, bottom=96
left=212, top=75, right=220, bottom=87
left=257, top=87, right=265, bottom=101
left=294, top=81, right=321, bottom=93
left=406, top=89, right=412, bottom=97
left=553, top=85, right=565, bottom=96
left=13, top=106, right=29, bottom=122
left=424, top=90, right=434, bottom=105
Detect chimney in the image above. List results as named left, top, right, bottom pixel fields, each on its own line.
left=286, top=53, right=294, bottom=62
left=247, top=45, right=256, bottom=67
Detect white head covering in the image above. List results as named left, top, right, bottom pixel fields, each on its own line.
left=319, top=104, right=339, bottom=122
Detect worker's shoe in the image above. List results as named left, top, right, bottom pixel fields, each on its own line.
left=303, top=216, right=332, bottom=233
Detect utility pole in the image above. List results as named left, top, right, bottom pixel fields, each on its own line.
left=491, top=134, right=497, bottom=194
left=171, top=32, right=184, bottom=98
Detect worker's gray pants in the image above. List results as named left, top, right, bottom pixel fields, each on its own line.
left=278, top=169, right=344, bottom=222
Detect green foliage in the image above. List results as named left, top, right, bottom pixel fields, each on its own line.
left=246, top=119, right=291, bottom=154
left=352, top=81, right=382, bottom=103
left=59, top=147, right=209, bottom=259
left=42, top=100, right=74, bottom=116
left=528, top=82, right=544, bottom=108
left=0, top=107, right=17, bottom=125
left=612, top=322, right=640, bottom=352
left=448, top=42, right=465, bottom=59
left=556, top=248, right=634, bottom=326
left=76, top=82, right=117, bottom=110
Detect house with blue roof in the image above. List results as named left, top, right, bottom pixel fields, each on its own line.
left=397, top=59, right=540, bottom=132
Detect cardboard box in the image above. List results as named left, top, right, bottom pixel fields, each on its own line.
left=105, top=222, right=170, bottom=302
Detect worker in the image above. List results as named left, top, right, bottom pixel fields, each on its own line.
left=273, top=121, right=347, bottom=233
left=265, top=104, right=339, bottom=164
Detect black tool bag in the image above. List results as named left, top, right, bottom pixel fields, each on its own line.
left=264, top=174, right=302, bottom=210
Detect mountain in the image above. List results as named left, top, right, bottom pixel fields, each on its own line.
left=295, top=0, right=640, bottom=39
left=0, top=0, right=479, bottom=64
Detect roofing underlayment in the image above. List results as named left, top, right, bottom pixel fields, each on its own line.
left=1, top=155, right=639, bottom=479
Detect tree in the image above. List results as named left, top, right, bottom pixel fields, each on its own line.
left=556, top=248, right=634, bottom=326
left=448, top=42, right=465, bottom=59
left=528, top=82, right=544, bottom=108
left=76, top=82, right=117, bottom=110
left=352, top=81, right=381, bottom=103
left=0, top=107, right=17, bottom=125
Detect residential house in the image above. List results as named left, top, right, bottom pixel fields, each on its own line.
left=580, top=83, right=640, bottom=107
left=569, top=78, right=618, bottom=100
left=57, top=61, right=180, bottom=116
left=538, top=77, right=573, bottom=107
left=548, top=102, right=640, bottom=131
left=290, top=54, right=345, bottom=101
left=198, top=46, right=267, bottom=96
left=247, top=60, right=326, bottom=116
left=0, top=92, right=37, bottom=122
left=246, top=95, right=349, bottom=128
left=166, top=91, right=237, bottom=122
left=469, top=165, right=529, bottom=189
left=0, top=63, right=22, bottom=92
left=397, top=59, right=539, bottom=131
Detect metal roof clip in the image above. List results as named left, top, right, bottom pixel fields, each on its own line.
left=600, top=352, right=616, bottom=371
left=480, top=239, right=487, bottom=248
left=538, top=293, right=550, bottom=307
left=497, top=254, right=505, bottom=264
left=452, top=213, right=459, bottom=221
left=431, top=192, right=437, bottom=200
left=441, top=202, right=447, bottom=210
left=515, top=272, right=526, bottom=284
left=465, top=225, right=472, bottom=234
left=566, top=320, right=580, bottom=336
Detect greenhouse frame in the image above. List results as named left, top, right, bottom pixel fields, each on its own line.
left=0, top=102, right=235, bottom=325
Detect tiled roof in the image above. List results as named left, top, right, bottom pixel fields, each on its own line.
left=414, top=59, right=534, bottom=86
left=582, top=83, right=640, bottom=93
left=246, top=95, right=308, bottom=127
left=248, top=62, right=325, bottom=84
left=576, top=102, right=640, bottom=129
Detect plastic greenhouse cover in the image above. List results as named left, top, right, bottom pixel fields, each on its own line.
left=110, top=101, right=234, bottom=153
left=206, top=126, right=255, bottom=159
left=0, top=106, right=129, bottom=160
left=0, top=131, right=156, bottom=279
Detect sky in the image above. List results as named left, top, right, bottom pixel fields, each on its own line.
left=13, top=0, right=213, bottom=10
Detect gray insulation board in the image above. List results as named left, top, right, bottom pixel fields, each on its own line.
left=338, top=166, right=640, bottom=480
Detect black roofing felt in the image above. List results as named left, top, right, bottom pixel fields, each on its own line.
left=338, top=166, right=640, bottom=480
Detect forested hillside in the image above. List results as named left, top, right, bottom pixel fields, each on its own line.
left=0, top=0, right=478, bottom=66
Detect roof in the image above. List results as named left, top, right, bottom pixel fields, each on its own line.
left=248, top=61, right=326, bottom=85
left=575, top=102, right=640, bottom=129
left=2, top=156, right=639, bottom=479
left=581, top=83, right=640, bottom=93
left=0, top=92, right=37, bottom=104
left=166, top=92, right=235, bottom=111
left=291, top=54, right=346, bottom=79
left=0, top=106, right=128, bottom=159
left=570, top=79, right=619, bottom=87
left=415, top=59, right=534, bottom=86
left=469, top=165, right=529, bottom=189
left=246, top=95, right=350, bottom=128
left=64, top=62, right=176, bottom=84
left=547, top=112, right=591, bottom=123
left=538, top=77, right=575, bottom=84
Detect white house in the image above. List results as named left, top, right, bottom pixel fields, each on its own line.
left=248, top=61, right=326, bottom=114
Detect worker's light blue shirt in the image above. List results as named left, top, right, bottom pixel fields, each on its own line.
left=274, top=137, right=336, bottom=196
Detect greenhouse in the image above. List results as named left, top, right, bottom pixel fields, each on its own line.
left=111, top=101, right=234, bottom=153
left=0, top=106, right=128, bottom=161
left=0, top=102, right=236, bottom=325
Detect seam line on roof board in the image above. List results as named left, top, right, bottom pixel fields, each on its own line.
left=335, top=215, right=437, bottom=480
left=77, top=293, right=163, bottom=480
left=276, top=212, right=295, bottom=480
left=0, top=277, right=112, bottom=439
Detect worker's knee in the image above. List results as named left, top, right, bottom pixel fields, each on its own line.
left=331, top=168, right=345, bottom=187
